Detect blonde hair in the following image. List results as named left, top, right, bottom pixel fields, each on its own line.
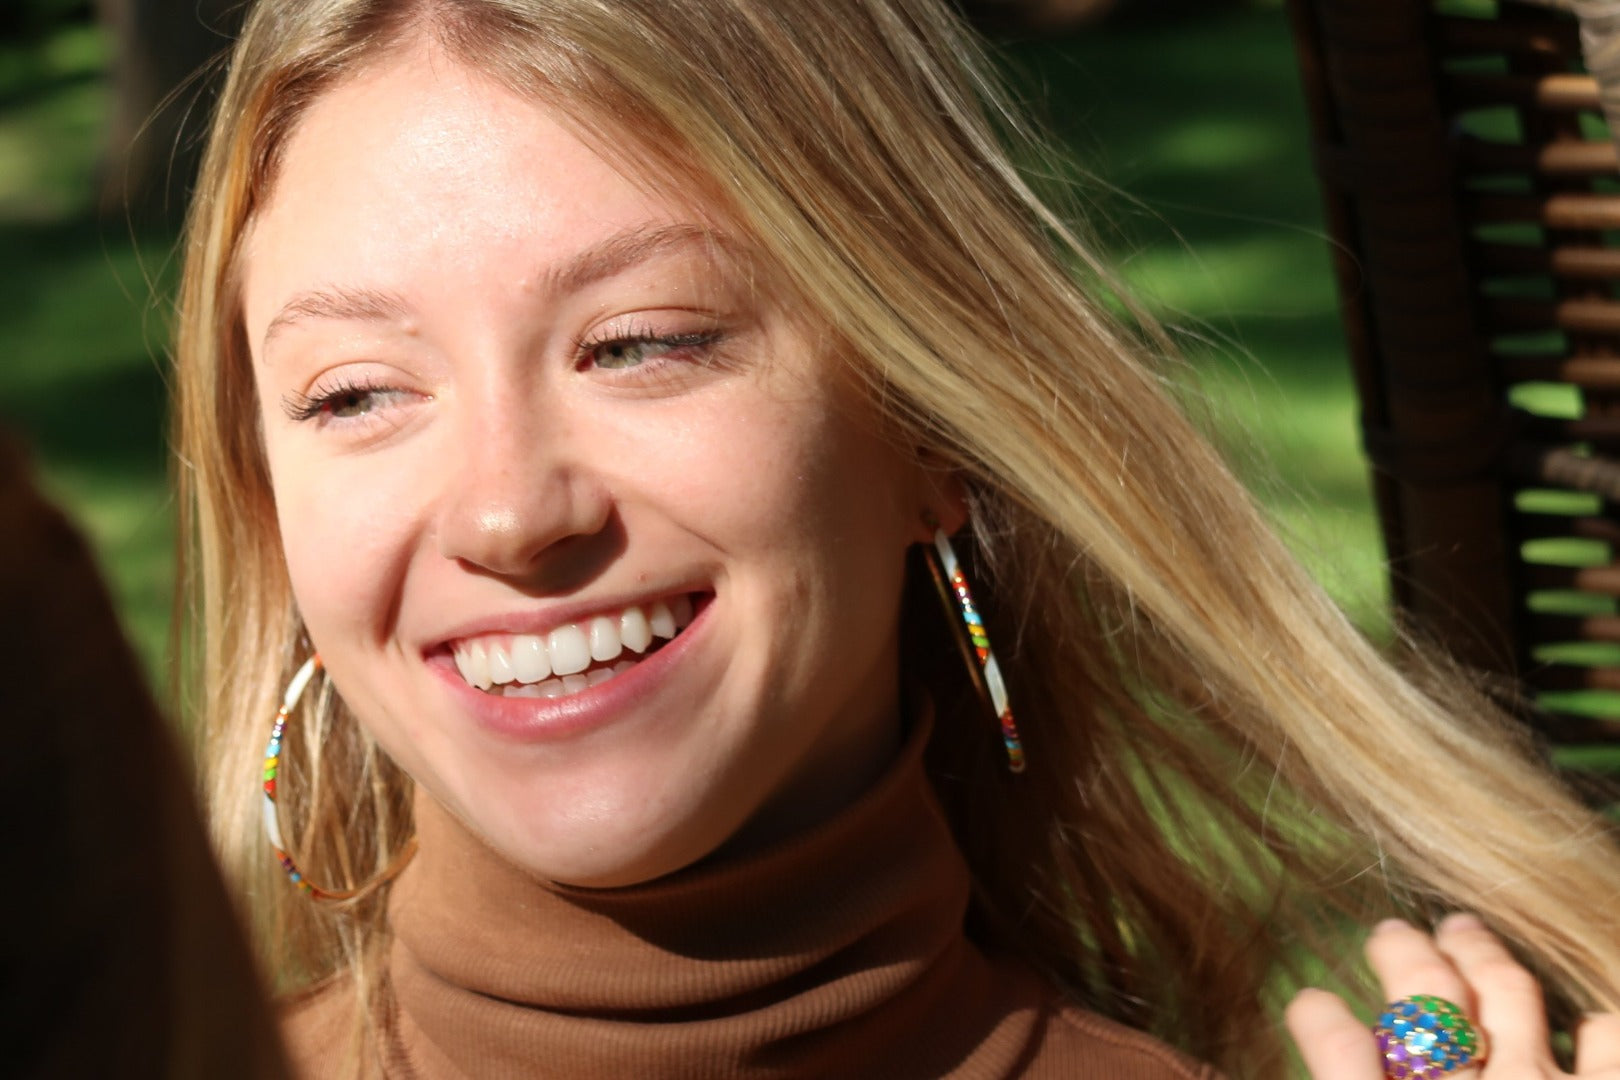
left=176, top=0, right=1620, bottom=1073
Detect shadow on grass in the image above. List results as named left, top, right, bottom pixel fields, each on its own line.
left=0, top=214, right=171, bottom=474
left=0, top=353, right=167, bottom=480
left=0, top=208, right=176, bottom=677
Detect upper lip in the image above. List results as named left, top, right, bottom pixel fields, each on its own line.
left=425, top=587, right=705, bottom=653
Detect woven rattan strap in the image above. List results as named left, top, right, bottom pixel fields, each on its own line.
left=1287, top=0, right=1620, bottom=768
left=1514, top=0, right=1620, bottom=154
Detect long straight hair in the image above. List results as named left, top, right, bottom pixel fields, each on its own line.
left=175, top=0, right=1620, bottom=1073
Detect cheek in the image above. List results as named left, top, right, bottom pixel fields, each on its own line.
left=265, top=433, right=423, bottom=647
left=625, top=392, right=916, bottom=580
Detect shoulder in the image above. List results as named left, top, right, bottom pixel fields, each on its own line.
left=278, top=977, right=362, bottom=1080
left=1032, top=996, right=1220, bottom=1080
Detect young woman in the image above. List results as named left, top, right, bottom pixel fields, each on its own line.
left=174, top=0, right=1620, bottom=1075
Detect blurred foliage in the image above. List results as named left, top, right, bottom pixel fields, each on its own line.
left=0, top=1, right=1380, bottom=690
left=0, top=19, right=175, bottom=684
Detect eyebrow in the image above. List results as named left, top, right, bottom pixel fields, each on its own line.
left=541, top=222, right=742, bottom=295
left=262, top=286, right=412, bottom=351
left=259, top=223, right=744, bottom=354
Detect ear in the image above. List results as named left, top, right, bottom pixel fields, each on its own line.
left=912, top=461, right=970, bottom=544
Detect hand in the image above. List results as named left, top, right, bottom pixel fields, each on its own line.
left=1286, top=914, right=1620, bottom=1078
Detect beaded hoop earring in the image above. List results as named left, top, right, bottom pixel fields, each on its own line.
left=921, top=523, right=1026, bottom=773
left=262, top=655, right=416, bottom=900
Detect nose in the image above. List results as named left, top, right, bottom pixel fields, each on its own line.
left=433, top=406, right=613, bottom=584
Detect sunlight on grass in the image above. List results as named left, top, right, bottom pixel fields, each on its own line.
left=1021, top=5, right=1382, bottom=624
left=1149, top=116, right=1285, bottom=172
left=1510, top=382, right=1583, bottom=420
left=0, top=26, right=106, bottom=220
left=1120, top=233, right=1338, bottom=324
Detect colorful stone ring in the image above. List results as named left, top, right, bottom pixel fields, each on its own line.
left=1375, top=995, right=1486, bottom=1078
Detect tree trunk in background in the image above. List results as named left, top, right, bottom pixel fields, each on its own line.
left=94, top=0, right=243, bottom=228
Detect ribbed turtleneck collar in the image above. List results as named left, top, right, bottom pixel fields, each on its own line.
left=381, top=718, right=1051, bottom=1079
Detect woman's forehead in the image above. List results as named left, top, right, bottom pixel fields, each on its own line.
left=240, top=44, right=758, bottom=338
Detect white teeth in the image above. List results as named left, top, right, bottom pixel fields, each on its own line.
left=452, top=648, right=479, bottom=690
left=619, top=607, right=652, bottom=653
left=468, top=641, right=493, bottom=690
left=483, top=660, right=638, bottom=698
left=487, top=642, right=515, bottom=685
left=453, top=594, right=695, bottom=692
left=511, top=635, right=550, bottom=683
left=589, top=615, right=621, bottom=662
left=548, top=624, right=591, bottom=676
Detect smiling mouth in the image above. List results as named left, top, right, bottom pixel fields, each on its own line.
left=449, top=594, right=700, bottom=699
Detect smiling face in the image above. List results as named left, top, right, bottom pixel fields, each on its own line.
left=240, top=43, right=946, bottom=888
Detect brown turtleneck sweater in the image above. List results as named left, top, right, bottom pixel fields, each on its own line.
left=282, top=722, right=1214, bottom=1079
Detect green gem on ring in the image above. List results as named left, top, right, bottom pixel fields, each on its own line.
left=1373, top=995, right=1486, bottom=1079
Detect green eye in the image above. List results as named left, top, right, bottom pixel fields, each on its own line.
left=283, top=380, right=406, bottom=424
left=583, top=330, right=722, bottom=374
left=595, top=340, right=664, bottom=369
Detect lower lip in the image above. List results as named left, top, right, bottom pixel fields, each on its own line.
left=426, top=603, right=709, bottom=742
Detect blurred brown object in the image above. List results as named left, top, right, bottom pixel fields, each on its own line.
left=0, top=433, right=289, bottom=1077
left=961, top=0, right=1119, bottom=30
left=960, top=0, right=1256, bottom=33
left=94, top=0, right=244, bottom=226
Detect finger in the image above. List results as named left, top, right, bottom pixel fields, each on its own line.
left=1576, top=1012, right=1620, bottom=1073
left=1287, top=988, right=1385, bottom=1080
left=1365, top=919, right=1473, bottom=1012
left=1434, top=912, right=1551, bottom=1072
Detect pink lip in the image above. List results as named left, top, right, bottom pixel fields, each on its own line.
left=426, top=594, right=711, bottom=742
left=428, top=588, right=705, bottom=651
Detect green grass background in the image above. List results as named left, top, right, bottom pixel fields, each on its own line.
left=0, top=1, right=1383, bottom=693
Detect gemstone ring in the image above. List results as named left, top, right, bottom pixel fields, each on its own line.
left=1374, top=994, right=1486, bottom=1078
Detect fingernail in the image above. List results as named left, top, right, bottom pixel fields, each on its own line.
left=1373, top=918, right=1411, bottom=935
left=1439, top=912, right=1485, bottom=932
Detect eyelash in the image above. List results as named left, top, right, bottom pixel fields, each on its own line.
left=571, top=326, right=725, bottom=372
left=281, top=328, right=726, bottom=425
left=281, top=377, right=393, bottom=423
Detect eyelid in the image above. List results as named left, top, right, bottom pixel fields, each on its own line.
left=281, top=375, right=406, bottom=423
left=574, top=308, right=724, bottom=348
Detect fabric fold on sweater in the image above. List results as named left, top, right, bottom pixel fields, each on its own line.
left=283, top=715, right=1215, bottom=1079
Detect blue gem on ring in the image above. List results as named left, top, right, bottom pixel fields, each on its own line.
left=1373, top=995, right=1483, bottom=1078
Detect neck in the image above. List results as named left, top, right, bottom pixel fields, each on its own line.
left=379, top=712, right=1036, bottom=1077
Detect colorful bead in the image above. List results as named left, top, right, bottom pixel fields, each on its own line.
left=262, top=655, right=344, bottom=900
left=1373, top=995, right=1484, bottom=1078
left=927, top=528, right=1026, bottom=773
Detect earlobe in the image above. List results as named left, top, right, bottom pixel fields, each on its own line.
left=914, top=470, right=969, bottom=542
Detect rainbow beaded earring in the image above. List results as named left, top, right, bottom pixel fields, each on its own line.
left=921, top=521, right=1026, bottom=773
left=262, top=655, right=415, bottom=900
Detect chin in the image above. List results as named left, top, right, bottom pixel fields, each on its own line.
left=506, top=823, right=717, bottom=890
left=454, top=772, right=734, bottom=890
